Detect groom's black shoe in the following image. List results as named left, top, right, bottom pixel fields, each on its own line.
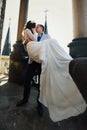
left=37, top=102, right=44, bottom=116
left=16, top=99, right=28, bottom=107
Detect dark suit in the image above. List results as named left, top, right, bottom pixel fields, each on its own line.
left=23, top=61, right=41, bottom=102
left=17, top=33, right=50, bottom=112
left=22, top=36, right=42, bottom=103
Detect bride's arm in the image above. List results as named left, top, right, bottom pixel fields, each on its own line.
left=22, top=29, right=35, bottom=45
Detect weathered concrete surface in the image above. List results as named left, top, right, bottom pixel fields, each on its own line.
left=0, top=81, right=87, bottom=130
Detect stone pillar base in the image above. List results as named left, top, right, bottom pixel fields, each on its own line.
left=68, top=38, right=87, bottom=58
left=69, top=57, right=87, bottom=102
left=9, top=41, right=28, bottom=85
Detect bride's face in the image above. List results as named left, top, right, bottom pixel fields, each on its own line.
left=31, top=27, right=36, bottom=34
left=28, top=30, right=36, bottom=41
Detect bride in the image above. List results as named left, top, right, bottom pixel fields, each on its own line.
left=23, top=29, right=87, bottom=122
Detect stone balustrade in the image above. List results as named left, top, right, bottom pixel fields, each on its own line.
left=0, top=55, right=9, bottom=74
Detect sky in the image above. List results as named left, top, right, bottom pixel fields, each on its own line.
left=1, top=0, right=73, bottom=53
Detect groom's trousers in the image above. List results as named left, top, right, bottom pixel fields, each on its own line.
left=23, top=61, right=41, bottom=103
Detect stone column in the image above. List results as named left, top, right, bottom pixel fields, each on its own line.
left=0, top=0, right=6, bottom=54
left=9, top=0, right=29, bottom=84
left=68, top=0, right=87, bottom=58
left=17, top=0, right=29, bottom=41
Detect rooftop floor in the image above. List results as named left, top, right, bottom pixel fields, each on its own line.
left=0, top=74, right=87, bottom=130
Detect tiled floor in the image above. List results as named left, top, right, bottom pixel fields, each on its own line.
left=0, top=79, right=87, bottom=130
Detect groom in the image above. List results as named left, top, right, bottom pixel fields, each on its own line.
left=16, top=23, right=50, bottom=115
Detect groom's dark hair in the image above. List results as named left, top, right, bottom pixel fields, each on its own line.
left=38, top=24, right=44, bottom=32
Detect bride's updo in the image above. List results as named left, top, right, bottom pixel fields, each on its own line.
left=22, top=21, right=36, bottom=44
left=25, top=21, right=36, bottom=34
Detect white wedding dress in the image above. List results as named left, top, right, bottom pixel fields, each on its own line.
left=26, top=39, right=87, bottom=122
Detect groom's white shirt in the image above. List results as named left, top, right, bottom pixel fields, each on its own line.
left=40, top=33, right=50, bottom=41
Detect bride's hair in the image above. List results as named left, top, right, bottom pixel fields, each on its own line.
left=25, top=21, right=36, bottom=33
